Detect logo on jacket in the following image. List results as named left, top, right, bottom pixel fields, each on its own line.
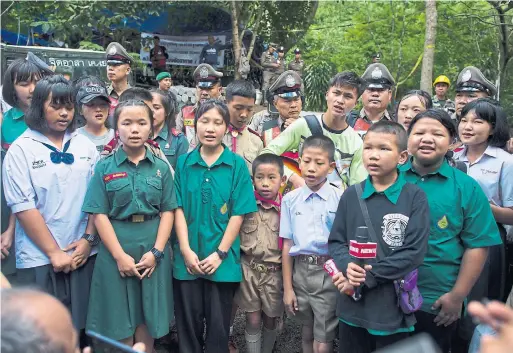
left=437, top=215, right=448, bottom=229
left=382, top=213, right=409, bottom=247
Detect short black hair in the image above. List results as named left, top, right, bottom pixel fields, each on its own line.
left=328, top=71, right=363, bottom=97
left=408, top=108, right=457, bottom=139
left=119, top=87, right=153, bottom=103
left=25, top=75, right=76, bottom=133
left=150, top=88, right=179, bottom=128
left=194, top=99, right=230, bottom=131
left=112, top=99, right=154, bottom=137
left=252, top=153, right=284, bottom=177
left=460, top=98, right=511, bottom=148
left=2, top=58, right=54, bottom=107
left=300, top=135, right=335, bottom=162
left=395, top=89, right=433, bottom=118
left=225, top=80, right=256, bottom=102
left=154, top=36, right=160, bottom=40
left=366, top=120, right=408, bottom=151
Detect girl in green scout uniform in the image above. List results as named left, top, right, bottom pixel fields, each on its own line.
left=399, top=109, right=502, bottom=353
left=395, top=90, right=432, bottom=130
left=82, top=100, right=176, bottom=352
left=173, top=99, right=257, bottom=353
left=150, top=89, right=188, bottom=169
left=1, top=53, right=54, bottom=280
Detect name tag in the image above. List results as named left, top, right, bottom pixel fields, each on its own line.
left=184, top=119, right=194, bottom=127
left=103, top=172, right=128, bottom=183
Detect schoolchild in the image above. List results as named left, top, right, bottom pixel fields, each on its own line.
left=173, top=99, right=257, bottom=353
left=328, top=121, right=430, bottom=353
left=398, top=109, right=502, bottom=353
left=82, top=99, right=176, bottom=352
left=150, top=89, right=188, bottom=169
left=71, top=75, right=107, bottom=127
left=395, top=90, right=432, bottom=130
left=234, top=153, right=286, bottom=353
left=280, top=135, right=342, bottom=353
left=2, top=75, right=99, bottom=331
left=75, top=85, right=115, bottom=153
left=1, top=53, right=53, bottom=279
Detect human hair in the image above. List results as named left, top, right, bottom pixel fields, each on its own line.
left=1, top=289, right=67, bottom=353
left=154, top=36, right=160, bottom=40
left=407, top=109, right=456, bottom=139
left=366, top=120, right=408, bottom=151
left=460, top=98, right=511, bottom=148
left=2, top=57, right=54, bottom=108
left=112, top=99, right=154, bottom=137
left=395, top=90, right=433, bottom=119
left=328, top=71, right=363, bottom=97
left=225, top=80, right=256, bottom=102
left=25, top=75, right=76, bottom=133
left=194, top=99, right=230, bottom=130
left=119, top=87, right=153, bottom=103
left=150, top=88, right=179, bottom=129
left=252, top=153, right=284, bottom=177
left=300, top=135, right=335, bottom=162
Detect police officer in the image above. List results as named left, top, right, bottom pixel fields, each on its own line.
left=274, top=46, right=286, bottom=82
left=249, top=70, right=303, bottom=138
left=371, top=53, right=381, bottom=64
left=175, top=63, right=223, bottom=149
left=349, top=63, right=394, bottom=137
left=288, top=48, right=305, bottom=77
left=260, top=42, right=279, bottom=106
left=105, top=42, right=132, bottom=118
left=432, top=75, right=455, bottom=114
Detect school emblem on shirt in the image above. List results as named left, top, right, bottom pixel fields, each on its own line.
left=437, top=215, right=449, bottom=229
left=156, top=169, right=162, bottom=178
left=381, top=213, right=409, bottom=247
left=103, top=172, right=128, bottom=183
left=164, top=143, right=170, bottom=149
left=220, top=203, right=228, bottom=215
left=32, top=160, right=46, bottom=169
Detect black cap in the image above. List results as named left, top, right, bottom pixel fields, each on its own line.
left=294, top=48, right=301, bottom=54
left=76, top=85, right=110, bottom=104
left=278, top=46, right=284, bottom=53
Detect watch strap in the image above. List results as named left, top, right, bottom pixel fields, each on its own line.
left=151, top=247, right=164, bottom=263
left=81, top=233, right=100, bottom=246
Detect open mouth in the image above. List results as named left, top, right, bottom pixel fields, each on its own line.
left=461, top=133, right=474, bottom=139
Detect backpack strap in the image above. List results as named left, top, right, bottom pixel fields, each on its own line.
left=355, top=182, right=386, bottom=260
left=304, top=115, right=323, bottom=137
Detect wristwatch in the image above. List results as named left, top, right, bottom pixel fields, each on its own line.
left=216, top=248, right=228, bottom=260
left=151, top=247, right=164, bottom=264
left=81, top=233, right=100, bottom=247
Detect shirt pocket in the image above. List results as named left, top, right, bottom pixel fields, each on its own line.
left=266, top=217, right=280, bottom=252
left=164, top=147, right=176, bottom=157
left=212, top=191, right=230, bottom=223
left=240, top=214, right=258, bottom=251
left=105, top=178, right=132, bottom=208
left=145, top=176, right=163, bottom=206
left=326, top=209, right=338, bottom=230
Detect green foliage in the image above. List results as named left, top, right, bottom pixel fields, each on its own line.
left=78, top=41, right=104, bottom=51
left=304, top=60, right=336, bottom=112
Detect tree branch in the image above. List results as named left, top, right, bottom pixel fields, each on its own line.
left=1, top=1, right=15, bottom=16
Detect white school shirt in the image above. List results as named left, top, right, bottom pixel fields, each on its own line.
left=454, top=145, right=513, bottom=209
left=2, top=129, right=99, bottom=269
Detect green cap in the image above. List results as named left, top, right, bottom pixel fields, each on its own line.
left=156, top=72, right=172, bottom=81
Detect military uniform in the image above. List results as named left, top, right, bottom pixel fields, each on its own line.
left=273, top=47, right=286, bottom=85
left=82, top=147, right=176, bottom=340
left=224, top=125, right=263, bottom=174
left=288, top=48, right=305, bottom=77
left=432, top=96, right=455, bottom=114
left=105, top=42, right=133, bottom=118
left=352, top=63, right=395, bottom=138
left=175, top=64, right=223, bottom=149
left=260, top=43, right=278, bottom=102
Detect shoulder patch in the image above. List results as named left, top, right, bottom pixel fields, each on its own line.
left=146, top=139, right=160, bottom=149
left=103, top=172, right=128, bottom=183
left=103, top=137, right=117, bottom=152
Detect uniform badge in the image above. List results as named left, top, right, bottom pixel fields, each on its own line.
left=108, top=46, right=117, bottom=55
left=371, top=67, right=383, bottom=79
left=103, top=172, right=128, bottom=183
left=220, top=203, right=228, bottom=215
left=164, top=143, right=170, bottom=149
left=285, top=74, right=296, bottom=87
left=462, top=69, right=472, bottom=82
left=231, top=130, right=239, bottom=137
left=437, top=215, right=449, bottom=229
left=156, top=169, right=161, bottom=178
left=199, top=67, right=209, bottom=79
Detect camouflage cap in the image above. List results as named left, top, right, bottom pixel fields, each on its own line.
left=193, top=63, right=223, bottom=88
left=455, top=66, right=497, bottom=96
left=106, top=42, right=133, bottom=65
left=269, top=70, right=302, bottom=98
left=361, top=63, right=395, bottom=89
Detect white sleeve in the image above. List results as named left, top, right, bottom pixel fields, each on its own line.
left=501, top=159, right=513, bottom=208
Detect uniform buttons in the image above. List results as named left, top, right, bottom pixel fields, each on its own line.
left=206, top=178, right=209, bottom=182
left=421, top=178, right=425, bottom=181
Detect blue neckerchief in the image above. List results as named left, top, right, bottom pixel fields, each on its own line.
left=41, top=140, right=74, bottom=165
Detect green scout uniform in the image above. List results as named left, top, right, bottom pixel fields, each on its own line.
left=173, top=146, right=257, bottom=283
left=82, top=147, right=176, bottom=340
left=153, top=124, right=189, bottom=170
left=399, top=159, right=501, bottom=313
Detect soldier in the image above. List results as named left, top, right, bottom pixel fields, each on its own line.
left=260, top=43, right=279, bottom=106
left=288, top=48, right=305, bottom=77
left=432, top=75, right=455, bottom=114
left=175, top=63, right=223, bottom=149
left=249, top=70, right=303, bottom=138
left=156, top=72, right=173, bottom=91
left=105, top=42, right=132, bottom=119
left=349, top=63, right=394, bottom=138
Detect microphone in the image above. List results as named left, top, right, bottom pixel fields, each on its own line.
left=349, top=226, right=377, bottom=301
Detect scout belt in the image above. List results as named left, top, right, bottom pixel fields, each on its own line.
left=243, top=259, right=282, bottom=273
left=119, top=214, right=159, bottom=223
left=297, top=254, right=331, bottom=266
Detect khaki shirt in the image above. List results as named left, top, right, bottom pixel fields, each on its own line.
left=240, top=200, right=281, bottom=265
left=223, top=126, right=263, bottom=174
left=275, top=58, right=286, bottom=75
left=248, top=110, right=278, bottom=136
left=260, top=51, right=277, bottom=72
left=288, top=60, right=305, bottom=77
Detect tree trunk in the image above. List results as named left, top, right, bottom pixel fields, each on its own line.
left=247, top=2, right=263, bottom=60
left=230, top=0, right=242, bottom=80
left=420, top=0, right=437, bottom=94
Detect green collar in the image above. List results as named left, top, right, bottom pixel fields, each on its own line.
left=186, top=145, right=234, bottom=168
left=114, top=146, right=156, bottom=166
left=6, top=107, right=25, bottom=121
left=400, top=157, right=452, bottom=178
left=154, top=124, right=169, bottom=142
left=362, top=171, right=405, bottom=205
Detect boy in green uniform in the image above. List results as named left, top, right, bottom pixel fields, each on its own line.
left=173, top=99, right=257, bottom=353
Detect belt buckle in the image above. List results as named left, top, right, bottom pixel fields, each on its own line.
left=307, top=255, right=316, bottom=265
left=132, top=215, right=144, bottom=223
left=255, top=264, right=267, bottom=274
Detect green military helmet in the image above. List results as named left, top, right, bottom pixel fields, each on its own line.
left=361, top=63, right=395, bottom=89
left=455, top=66, right=497, bottom=97
left=193, top=63, right=223, bottom=88
left=106, top=42, right=133, bottom=66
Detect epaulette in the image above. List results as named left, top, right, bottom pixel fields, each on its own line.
left=103, top=137, right=117, bottom=153
left=146, top=139, right=160, bottom=149
left=247, top=127, right=262, bottom=141
left=171, top=128, right=183, bottom=137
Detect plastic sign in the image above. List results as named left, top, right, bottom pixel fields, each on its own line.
left=349, top=240, right=377, bottom=259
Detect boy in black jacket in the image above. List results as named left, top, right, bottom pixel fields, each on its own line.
left=328, top=121, right=430, bottom=353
